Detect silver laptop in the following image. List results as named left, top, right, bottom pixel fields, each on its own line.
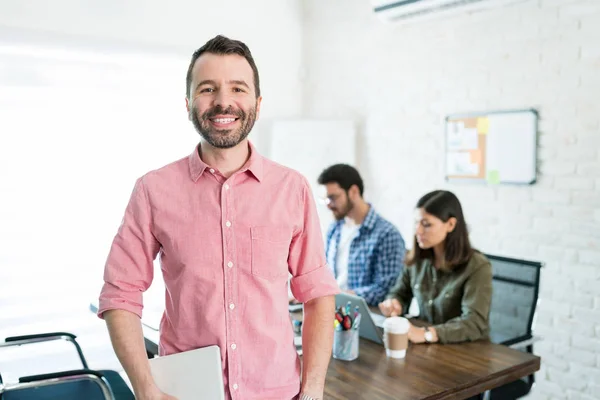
left=149, top=345, right=225, bottom=400
left=335, top=293, right=386, bottom=345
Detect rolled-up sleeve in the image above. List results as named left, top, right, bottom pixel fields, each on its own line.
left=97, top=177, right=160, bottom=319
left=288, top=178, right=340, bottom=304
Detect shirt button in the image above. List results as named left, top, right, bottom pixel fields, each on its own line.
left=231, top=343, right=237, bottom=350
left=224, top=184, right=230, bottom=190
left=428, top=299, right=433, bottom=305
left=209, top=168, right=215, bottom=174
left=225, top=221, right=231, bottom=227
left=233, top=384, right=239, bottom=390
left=229, top=303, right=235, bottom=310
left=227, top=261, right=233, bottom=268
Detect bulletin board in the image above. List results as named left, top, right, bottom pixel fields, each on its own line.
left=445, top=109, right=538, bottom=185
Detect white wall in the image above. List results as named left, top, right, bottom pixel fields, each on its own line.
left=303, top=0, right=600, bottom=398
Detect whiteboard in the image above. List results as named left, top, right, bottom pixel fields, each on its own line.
left=270, top=120, right=356, bottom=234
left=445, top=109, right=538, bottom=185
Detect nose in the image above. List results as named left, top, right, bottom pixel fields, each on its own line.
left=415, top=224, right=424, bottom=235
left=213, top=90, right=233, bottom=110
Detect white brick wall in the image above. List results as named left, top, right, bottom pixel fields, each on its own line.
left=303, top=0, right=600, bottom=398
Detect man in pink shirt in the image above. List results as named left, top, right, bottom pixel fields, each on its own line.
left=98, top=35, right=339, bottom=400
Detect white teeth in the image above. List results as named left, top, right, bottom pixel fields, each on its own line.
left=213, top=118, right=236, bottom=123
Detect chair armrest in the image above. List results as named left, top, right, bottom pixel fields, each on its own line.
left=5, top=332, right=77, bottom=343
left=1, top=332, right=88, bottom=368
left=2, top=369, right=115, bottom=400
left=20, top=369, right=103, bottom=383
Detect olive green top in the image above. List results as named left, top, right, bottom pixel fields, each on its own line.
left=386, top=251, right=492, bottom=344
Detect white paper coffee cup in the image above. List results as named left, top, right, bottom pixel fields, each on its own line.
left=383, top=317, right=409, bottom=359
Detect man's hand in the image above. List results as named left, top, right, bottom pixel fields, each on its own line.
left=138, top=387, right=178, bottom=400
left=378, top=298, right=402, bottom=317
left=104, top=310, right=176, bottom=400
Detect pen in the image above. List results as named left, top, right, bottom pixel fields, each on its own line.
left=353, top=314, right=361, bottom=330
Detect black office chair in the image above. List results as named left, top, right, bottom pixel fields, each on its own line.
left=0, top=332, right=134, bottom=400
left=485, top=253, right=543, bottom=400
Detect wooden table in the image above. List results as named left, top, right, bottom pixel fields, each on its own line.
left=90, top=302, right=540, bottom=400
left=323, top=337, right=540, bottom=400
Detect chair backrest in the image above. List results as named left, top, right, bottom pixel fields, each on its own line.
left=485, top=253, right=542, bottom=346
left=2, top=379, right=112, bottom=400
left=0, top=369, right=116, bottom=400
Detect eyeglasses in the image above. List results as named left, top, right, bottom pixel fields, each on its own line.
left=318, top=194, right=341, bottom=206
left=319, top=193, right=342, bottom=206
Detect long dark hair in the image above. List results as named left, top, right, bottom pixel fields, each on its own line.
left=405, top=190, right=473, bottom=269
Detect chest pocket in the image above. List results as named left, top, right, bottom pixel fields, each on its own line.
left=413, top=283, right=426, bottom=300
left=439, top=286, right=463, bottom=318
left=251, top=226, right=291, bottom=281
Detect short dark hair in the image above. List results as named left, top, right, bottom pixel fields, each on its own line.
left=186, top=35, right=261, bottom=99
left=317, top=164, right=364, bottom=196
left=405, top=190, right=473, bottom=270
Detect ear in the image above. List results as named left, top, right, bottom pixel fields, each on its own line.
left=185, top=97, right=192, bottom=120
left=348, top=184, right=360, bottom=199
left=446, top=217, right=457, bottom=233
left=255, top=96, right=263, bottom=119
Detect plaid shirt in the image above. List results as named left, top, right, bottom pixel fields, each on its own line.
left=326, top=206, right=405, bottom=305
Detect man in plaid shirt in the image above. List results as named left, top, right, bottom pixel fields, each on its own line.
left=318, top=164, right=405, bottom=306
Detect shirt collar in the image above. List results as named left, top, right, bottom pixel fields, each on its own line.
left=188, top=141, right=264, bottom=182
left=332, top=203, right=378, bottom=231
left=361, top=204, right=378, bottom=231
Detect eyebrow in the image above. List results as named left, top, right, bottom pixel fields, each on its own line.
left=195, top=79, right=250, bottom=91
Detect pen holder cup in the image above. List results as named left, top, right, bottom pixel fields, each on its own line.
left=333, top=329, right=359, bottom=361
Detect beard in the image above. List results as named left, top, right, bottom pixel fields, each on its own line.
left=333, top=198, right=354, bottom=221
left=191, top=103, right=257, bottom=149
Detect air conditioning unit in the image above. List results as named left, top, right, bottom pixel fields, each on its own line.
left=372, top=0, right=529, bottom=23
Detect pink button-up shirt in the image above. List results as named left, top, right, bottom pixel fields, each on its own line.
left=98, top=142, right=339, bottom=400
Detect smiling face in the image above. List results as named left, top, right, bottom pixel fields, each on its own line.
left=186, top=53, right=262, bottom=148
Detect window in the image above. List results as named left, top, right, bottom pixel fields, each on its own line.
left=0, top=42, right=192, bottom=375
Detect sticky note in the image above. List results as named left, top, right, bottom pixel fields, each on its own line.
left=469, top=150, right=482, bottom=164
left=487, top=170, right=500, bottom=184
left=477, top=117, right=489, bottom=135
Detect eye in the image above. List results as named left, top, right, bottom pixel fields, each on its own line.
left=233, top=87, right=245, bottom=93
left=200, top=88, right=214, bottom=93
